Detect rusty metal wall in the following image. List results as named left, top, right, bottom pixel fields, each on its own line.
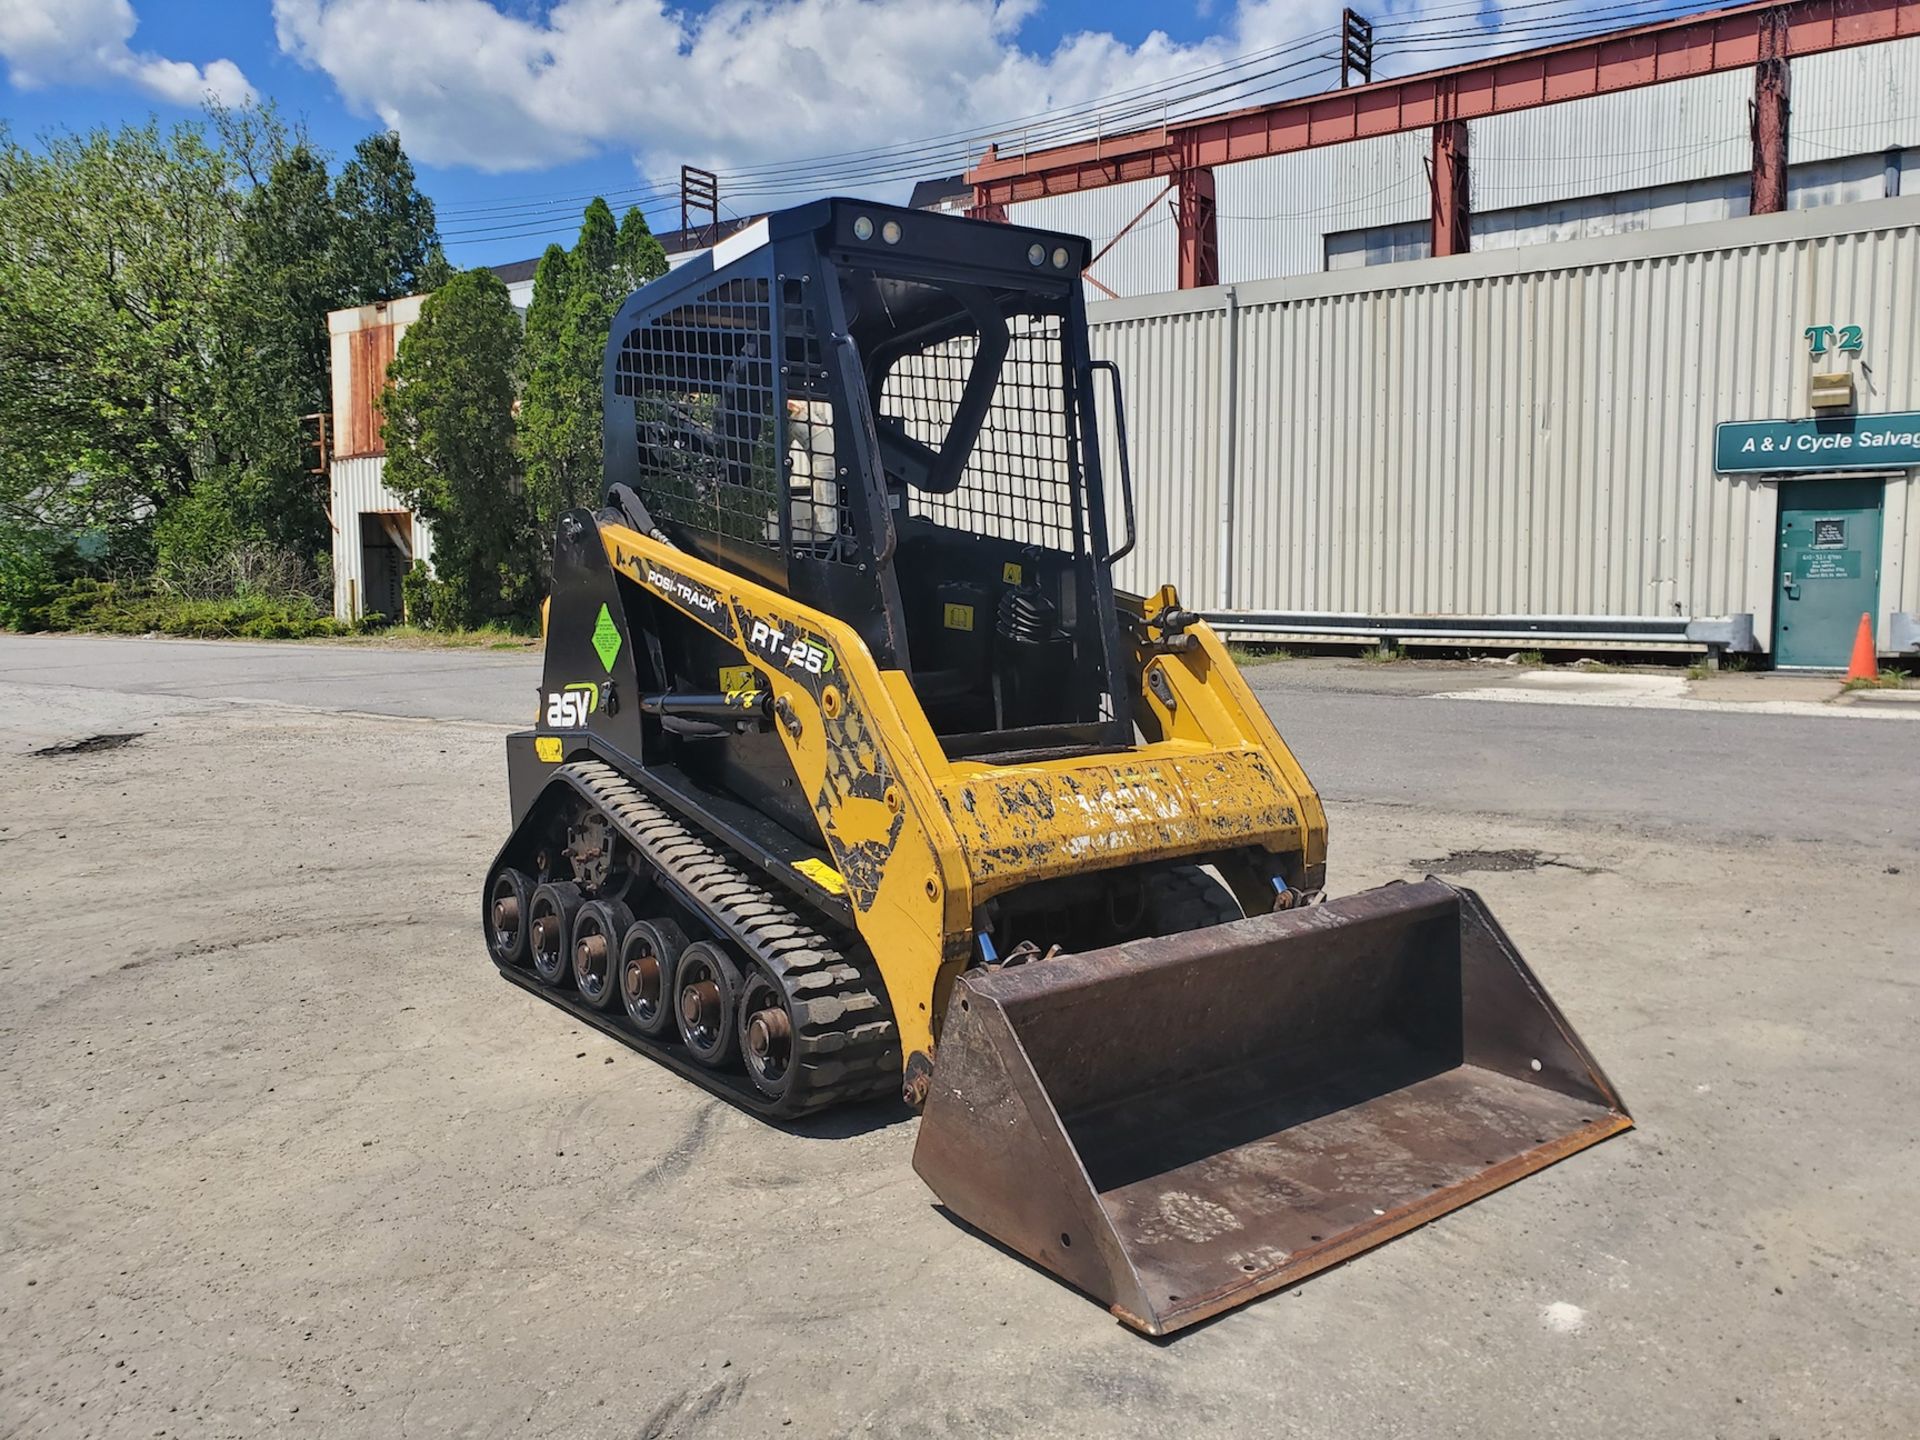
left=1085, top=196, right=1920, bottom=650
left=328, top=456, right=433, bottom=622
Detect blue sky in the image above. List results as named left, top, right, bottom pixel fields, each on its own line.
left=0, top=0, right=1498, bottom=267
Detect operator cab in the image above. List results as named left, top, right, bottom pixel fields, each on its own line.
left=602, top=199, right=1136, bottom=763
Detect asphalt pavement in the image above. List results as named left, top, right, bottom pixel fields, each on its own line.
left=2, top=632, right=1911, bottom=849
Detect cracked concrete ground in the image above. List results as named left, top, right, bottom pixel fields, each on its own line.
left=1, top=636, right=1915, bottom=1439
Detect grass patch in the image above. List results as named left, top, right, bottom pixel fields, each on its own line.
left=1685, top=661, right=1712, bottom=681
left=1359, top=643, right=1402, bottom=665
left=11, top=578, right=349, bottom=640
left=1572, top=657, right=1625, bottom=673
left=1511, top=649, right=1545, bottom=666
left=334, top=622, right=539, bottom=650
left=1843, top=672, right=1909, bottom=691
left=1225, top=642, right=1296, bottom=666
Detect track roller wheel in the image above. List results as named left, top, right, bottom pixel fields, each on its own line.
left=674, top=940, right=742, bottom=1068
left=572, top=899, right=634, bottom=1010
left=620, top=918, right=688, bottom=1038
left=737, top=961, right=799, bottom=1103
left=488, top=869, right=536, bottom=967
left=529, top=881, right=585, bottom=987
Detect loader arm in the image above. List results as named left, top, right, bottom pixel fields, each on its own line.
left=594, top=519, right=1329, bottom=1069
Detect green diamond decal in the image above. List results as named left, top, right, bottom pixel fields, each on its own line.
left=591, top=603, right=622, bottom=672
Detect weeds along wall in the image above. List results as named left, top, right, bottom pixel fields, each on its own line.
left=1086, top=196, right=1920, bottom=651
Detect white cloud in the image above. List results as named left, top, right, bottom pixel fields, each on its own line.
left=0, top=0, right=256, bottom=107
left=272, top=0, right=1452, bottom=201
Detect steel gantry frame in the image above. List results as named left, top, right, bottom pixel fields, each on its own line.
left=966, top=0, right=1920, bottom=287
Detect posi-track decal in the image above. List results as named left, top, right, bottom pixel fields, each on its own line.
left=607, top=542, right=735, bottom=639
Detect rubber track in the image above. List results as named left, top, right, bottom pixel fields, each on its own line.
left=1149, top=863, right=1247, bottom=932
left=495, top=759, right=900, bottom=1116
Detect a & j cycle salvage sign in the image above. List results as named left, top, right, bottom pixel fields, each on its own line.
left=1714, top=411, right=1920, bottom=474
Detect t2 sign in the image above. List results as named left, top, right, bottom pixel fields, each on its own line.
left=1804, top=325, right=1864, bottom=358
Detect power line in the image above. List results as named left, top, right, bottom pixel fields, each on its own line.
left=437, top=0, right=1724, bottom=252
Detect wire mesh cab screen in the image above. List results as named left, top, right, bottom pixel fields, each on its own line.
left=870, top=292, right=1087, bottom=556
left=611, top=271, right=855, bottom=564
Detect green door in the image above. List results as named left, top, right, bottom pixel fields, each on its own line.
left=1774, top=478, right=1883, bottom=668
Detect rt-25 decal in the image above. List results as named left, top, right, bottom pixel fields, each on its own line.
left=545, top=683, right=599, bottom=728
left=746, top=618, right=835, bottom=676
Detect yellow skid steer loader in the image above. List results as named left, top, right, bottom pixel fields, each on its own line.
left=482, top=199, right=1630, bottom=1334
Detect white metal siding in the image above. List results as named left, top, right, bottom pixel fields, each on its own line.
left=1216, top=133, right=1431, bottom=284
left=328, top=456, right=434, bottom=622
left=1790, top=35, right=1920, bottom=162
left=1008, top=178, right=1177, bottom=299
left=1470, top=70, right=1753, bottom=214
left=1086, top=198, right=1920, bottom=647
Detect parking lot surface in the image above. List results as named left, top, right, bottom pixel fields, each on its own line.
left=2, top=634, right=1914, bottom=1438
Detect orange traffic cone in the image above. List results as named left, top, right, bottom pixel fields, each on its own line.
left=1846, top=612, right=1878, bottom=682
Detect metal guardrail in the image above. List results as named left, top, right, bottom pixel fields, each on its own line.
left=1201, top=611, right=1760, bottom=654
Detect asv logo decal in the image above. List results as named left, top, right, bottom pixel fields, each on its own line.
left=545, top=683, right=598, bottom=728
left=646, top=565, right=721, bottom=616
left=747, top=619, right=834, bottom=676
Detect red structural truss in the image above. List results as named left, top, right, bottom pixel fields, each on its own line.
left=967, top=0, right=1919, bottom=285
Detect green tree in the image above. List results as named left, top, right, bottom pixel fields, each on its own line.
left=335, top=131, right=451, bottom=303
left=161, top=141, right=346, bottom=569
left=517, top=200, right=671, bottom=542
left=380, top=268, right=529, bottom=627
left=615, top=206, right=670, bottom=296
left=0, top=118, right=242, bottom=561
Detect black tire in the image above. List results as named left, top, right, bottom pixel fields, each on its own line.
left=487, top=869, right=536, bottom=967
left=737, top=960, right=799, bottom=1104
left=674, top=940, right=743, bottom=1068
left=1147, top=865, right=1244, bottom=934
left=529, top=881, right=585, bottom=987
left=620, top=918, right=688, bottom=1038
left=571, top=899, right=634, bottom=1010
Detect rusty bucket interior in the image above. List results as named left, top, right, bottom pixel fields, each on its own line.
left=912, top=877, right=1630, bottom=1335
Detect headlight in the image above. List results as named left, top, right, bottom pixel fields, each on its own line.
left=1028, top=243, right=1046, bottom=266
left=852, top=215, right=874, bottom=241
left=1052, top=247, right=1070, bottom=269
left=881, top=219, right=902, bottom=245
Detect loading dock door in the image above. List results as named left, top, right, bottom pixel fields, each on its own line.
left=1773, top=479, right=1882, bottom=668
left=358, top=512, right=412, bottom=623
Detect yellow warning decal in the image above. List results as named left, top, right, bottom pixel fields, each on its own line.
left=794, top=858, right=848, bottom=895
left=534, top=736, right=564, bottom=763
left=1002, top=562, right=1023, bottom=584
left=718, top=663, right=755, bottom=699
left=943, top=603, right=975, bottom=632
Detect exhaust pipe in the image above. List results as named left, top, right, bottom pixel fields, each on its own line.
left=913, top=878, right=1630, bottom=1335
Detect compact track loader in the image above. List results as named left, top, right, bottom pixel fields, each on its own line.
left=482, top=199, right=1630, bottom=1334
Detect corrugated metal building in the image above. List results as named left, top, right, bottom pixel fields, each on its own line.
left=327, top=295, right=431, bottom=623
left=1011, top=36, right=1920, bottom=297
left=1088, top=195, right=1920, bottom=662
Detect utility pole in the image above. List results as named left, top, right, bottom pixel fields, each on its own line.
left=1341, top=9, right=1375, bottom=89
left=680, top=165, right=720, bottom=248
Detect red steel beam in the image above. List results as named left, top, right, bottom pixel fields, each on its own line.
left=969, top=0, right=1920, bottom=207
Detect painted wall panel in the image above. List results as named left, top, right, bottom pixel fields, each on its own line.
left=1084, top=199, right=1920, bottom=647
left=1008, top=178, right=1177, bottom=299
